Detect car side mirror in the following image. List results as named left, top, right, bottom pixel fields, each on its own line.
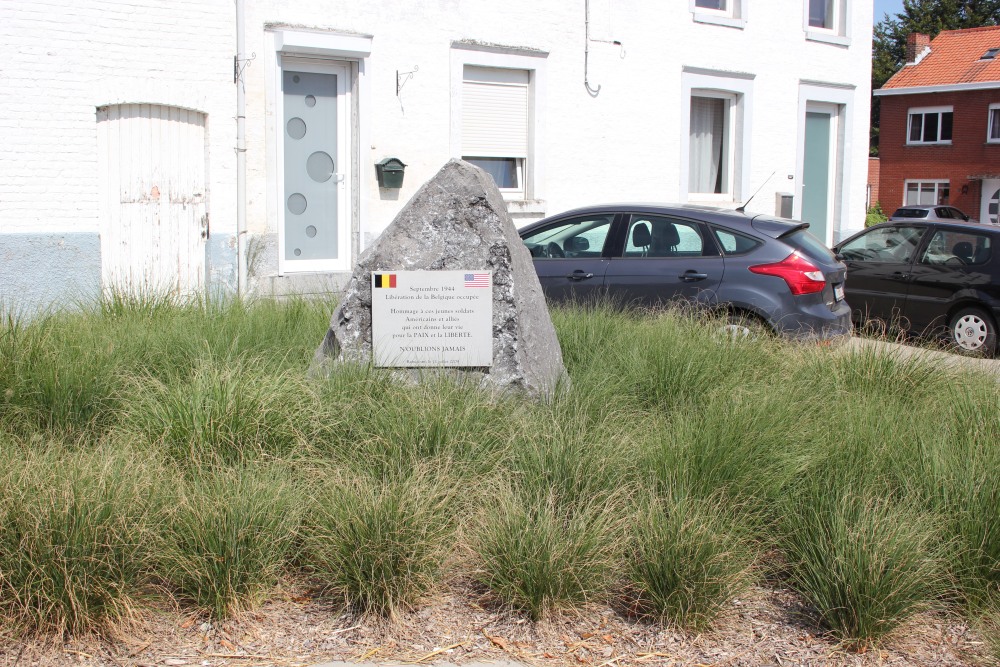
left=834, top=252, right=845, bottom=261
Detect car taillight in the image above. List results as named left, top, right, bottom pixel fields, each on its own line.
left=749, top=252, right=827, bottom=295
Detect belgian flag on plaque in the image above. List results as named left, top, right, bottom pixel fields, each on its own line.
left=373, top=273, right=397, bottom=288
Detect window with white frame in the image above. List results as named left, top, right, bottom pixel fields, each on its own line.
left=989, top=104, right=1000, bottom=143
left=461, top=66, right=529, bottom=198
left=908, top=107, right=953, bottom=145
left=696, top=0, right=726, bottom=8
left=804, top=0, right=849, bottom=42
left=689, top=93, right=736, bottom=197
left=905, top=180, right=950, bottom=206
left=808, top=0, right=840, bottom=30
left=690, top=0, right=745, bottom=27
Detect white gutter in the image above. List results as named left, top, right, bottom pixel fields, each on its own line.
left=235, top=0, right=248, bottom=296
left=874, top=80, right=1000, bottom=96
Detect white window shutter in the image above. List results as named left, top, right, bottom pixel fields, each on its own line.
left=462, top=69, right=529, bottom=158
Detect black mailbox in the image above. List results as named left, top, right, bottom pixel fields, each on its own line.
left=375, top=157, right=406, bottom=188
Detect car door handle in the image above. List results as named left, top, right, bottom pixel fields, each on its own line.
left=892, top=271, right=911, bottom=279
left=680, top=271, right=709, bottom=282
left=566, top=270, right=595, bottom=281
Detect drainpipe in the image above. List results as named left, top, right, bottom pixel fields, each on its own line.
left=584, top=0, right=601, bottom=96
left=235, top=0, right=248, bottom=296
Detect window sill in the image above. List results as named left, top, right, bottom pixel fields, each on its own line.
left=692, top=12, right=745, bottom=29
left=805, top=30, right=851, bottom=47
left=506, top=199, right=547, bottom=222
left=687, top=196, right=738, bottom=207
left=905, top=142, right=953, bottom=147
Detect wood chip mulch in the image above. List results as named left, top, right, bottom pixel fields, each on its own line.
left=0, top=582, right=990, bottom=667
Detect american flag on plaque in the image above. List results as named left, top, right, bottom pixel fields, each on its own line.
left=464, top=273, right=491, bottom=288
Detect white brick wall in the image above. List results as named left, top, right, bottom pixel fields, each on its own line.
left=1, top=0, right=873, bottom=266
left=241, top=0, right=872, bottom=245
left=0, top=0, right=233, bottom=235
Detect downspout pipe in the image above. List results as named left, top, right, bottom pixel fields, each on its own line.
left=235, top=0, right=248, bottom=296
left=584, top=0, right=601, bottom=96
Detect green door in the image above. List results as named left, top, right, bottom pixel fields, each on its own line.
left=802, top=111, right=831, bottom=244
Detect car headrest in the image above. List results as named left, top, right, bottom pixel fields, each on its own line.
left=653, top=222, right=680, bottom=248
left=953, top=241, right=974, bottom=261
left=632, top=223, right=651, bottom=247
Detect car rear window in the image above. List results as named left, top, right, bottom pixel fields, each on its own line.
left=784, top=229, right=838, bottom=263
left=891, top=208, right=929, bottom=219
left=712, top=227, right=761, bottom=255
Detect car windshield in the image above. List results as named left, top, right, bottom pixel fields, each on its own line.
left=785, top=229, right=838, bottom=263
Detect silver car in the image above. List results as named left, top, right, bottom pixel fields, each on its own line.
left=889, top=205, right=979, bottom=224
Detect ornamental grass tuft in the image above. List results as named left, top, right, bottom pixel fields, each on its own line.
left=302, top=466, right=457, bottom=617
left=473, top=486, right=621, bottom=620
left=0, top=443, right=157, bottom=635
left=781, top=481, right=945, bottom=644
left=625, top=492, right=756, bottom=630
left=156, top=463, right=302, bottom=619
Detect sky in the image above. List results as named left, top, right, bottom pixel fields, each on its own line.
left=873, top=0, right=905, bottom=22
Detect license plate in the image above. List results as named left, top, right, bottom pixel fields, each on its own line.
left=834, top=284, right=845, bottom=302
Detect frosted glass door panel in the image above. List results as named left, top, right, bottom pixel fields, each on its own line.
left=283, top=71, right=338, bottom=261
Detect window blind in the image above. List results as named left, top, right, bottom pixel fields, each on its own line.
left=462, top=66, right=529, bottom=158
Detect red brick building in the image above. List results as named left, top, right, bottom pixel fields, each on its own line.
left=875, top=27, right=1000, bottom=224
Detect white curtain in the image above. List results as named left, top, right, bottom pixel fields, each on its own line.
left=689, top=97, right=725, bottom=194
left=809, top=0, right=832, bottom=28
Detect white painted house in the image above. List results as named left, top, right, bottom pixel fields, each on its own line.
left=0, top=0, right=873, bottom=311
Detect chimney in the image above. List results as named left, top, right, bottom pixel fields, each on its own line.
left=906, top=33, right=931, bottom=64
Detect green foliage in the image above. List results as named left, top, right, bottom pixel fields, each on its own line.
left=0, top=444, right=157, bottom=634
left=906, top=382, right=1000, bottom=609
left=781, top=481, right=945, bottom=644
left=3, top=298, right=1000, bottom=642
left=157, top=464, right=302, bottom=619
left=472, top=487, right=620, bottom=620
left=325, top=377, right=518, bottom=481
left=0, top=312, right=123, bottom=437
left=302, top=467, right=457, bottom=616
left=626, top=492, right=756, bottom=630
left=865, top=202, right=888, bottom=227
left=118, top=356, right=317, bottom=466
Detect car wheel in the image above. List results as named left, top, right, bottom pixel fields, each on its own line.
left=715, top=312, right=766, bottom=342
left=949, top=307, right=997, bottom=356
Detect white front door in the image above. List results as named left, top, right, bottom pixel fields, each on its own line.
left=98, top=104, right=208, bottom=295
left=981, top=179, right=1000, bottom=225
left=277, top=58, right=351, bottom=273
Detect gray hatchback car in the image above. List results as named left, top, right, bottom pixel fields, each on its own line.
left=518, top=204, right=851, bottom=341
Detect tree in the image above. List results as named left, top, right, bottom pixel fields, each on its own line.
left=870, top=0, right=1000, bottom=155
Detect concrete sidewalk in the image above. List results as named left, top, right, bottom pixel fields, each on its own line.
left=844, top=335, right=1000, bottom=378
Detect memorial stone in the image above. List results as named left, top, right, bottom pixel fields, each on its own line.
left=312, top=159, right=567, bottom=396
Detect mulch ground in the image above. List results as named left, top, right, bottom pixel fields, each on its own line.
left=0, top=581, right=989, bottom=667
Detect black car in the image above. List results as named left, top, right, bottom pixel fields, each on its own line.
left=518, top=204, right=851, bottom=341
left=834, top=220, right=1000, bottom=355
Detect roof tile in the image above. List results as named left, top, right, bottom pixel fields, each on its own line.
left=882, top=25, right=1000, bottom=89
